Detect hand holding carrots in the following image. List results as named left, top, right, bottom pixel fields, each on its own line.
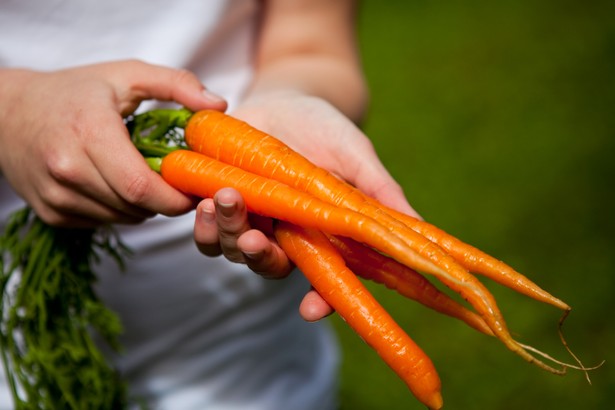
left=0, top=61, right=339, bottom=319
left=195, top=91, right=422, bottom=268
left=191, top=92, right=422, bottom=321
left=193, top=187, right=335, bottom=322
left=127, top=107, right=599, bottom=409
left=0, top=60, right=227, bottom=228
left=231, top=91, right=421, bottom=218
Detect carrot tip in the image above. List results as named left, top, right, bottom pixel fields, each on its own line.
left=427, top=392, right=444, bottom=410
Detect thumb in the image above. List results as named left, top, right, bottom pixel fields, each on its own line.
left=105, top=60, right=228, bottom=114
left=354, top=161, right=423, bottom=219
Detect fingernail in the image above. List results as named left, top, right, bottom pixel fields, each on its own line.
left=200, top=204, right=215, bottom=223
left=243, top=250, right=262, bottom=261
left=217, top=200, right=236, bottom=217
left=201, top=88, right=226, bottom=105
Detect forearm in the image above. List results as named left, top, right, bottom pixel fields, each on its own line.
left=243, top=0, right=368, bottom=123
left=245, top=54, right=368, bottom=123
left=0, top=68, right=36, bottom=174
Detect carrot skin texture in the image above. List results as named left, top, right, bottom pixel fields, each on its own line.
left=185, top=110, right=569, bottom=312
left=185, top=112, right=514, bottom=331
left=274, top=222, right=443, bottom=410
left=328, top=235, right=494, bottom=336
left=371, top=204, right=571, bottom=311
left=183, top=110, right=574, bottom=373
left=181, top=112, right=569, bottom=373
left=160, top=150, right=449, bottom=280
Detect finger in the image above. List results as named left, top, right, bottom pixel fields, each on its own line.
left=41, top=135, right=159, bottom=221
left=36, top=188, right=149, bottom=227
left=342, top=137, right=422, bottom=219
left=214, top=188, right=253, bottom=262
left=31, top=177, right=149, bottom=227
left=108, top=60, right=228, bottom=114
left=236, top=230, right=294, bottom=278
left=355, top=163, right=422, bottom=219
left=194, top=198, right=223, bottom=257
left=86, top=111, right=197, bottom=216
left=299, top=288, right=335, bottom=322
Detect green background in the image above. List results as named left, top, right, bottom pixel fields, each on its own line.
left=330, top=1, right=614, bottom=409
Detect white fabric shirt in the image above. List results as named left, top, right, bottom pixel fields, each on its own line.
left=0, top=1, right=339, bottom=408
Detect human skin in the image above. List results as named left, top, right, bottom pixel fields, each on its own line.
left=193, top=0, right=420, bottom=321
left=0, top=0, right=419, bottom=321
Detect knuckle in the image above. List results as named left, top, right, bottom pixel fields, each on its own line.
left=35, top=207, right=66, bottom=227
left=38, top=182, right=69, bottom=210
left=122, top=174, right=151, bottom=206
left=173, top=68, right=199, bottom=86
left=120, top=59, right=147, bottom=71
left=45, top=152, right=82, bottom=186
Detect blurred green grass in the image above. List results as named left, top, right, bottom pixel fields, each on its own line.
left=330, top=1, right=615, bottom=409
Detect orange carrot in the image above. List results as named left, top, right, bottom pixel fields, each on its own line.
left=365, top=201, right=571, bottom=311
left=161, top=149, right=448, bottom=279
left=184, top=110, right=567, bottom=311
left=161, top=149, right=566, bottom=375
left=328, top=235, right=493, bottom=336
left=273, top=221, right=443, bottom=410
left=182, top=111, right=569, bottom=373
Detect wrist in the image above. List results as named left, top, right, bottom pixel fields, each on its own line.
left=0, top=67, right=38, bottom=97
left=245, top=57, right=368, bottom=123
left=0, top=68, right=39, bottom=173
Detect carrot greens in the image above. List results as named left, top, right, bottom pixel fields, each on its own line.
left=0, top=109, right=187, bottom=409
left=0, top=208, right=130, bottom=409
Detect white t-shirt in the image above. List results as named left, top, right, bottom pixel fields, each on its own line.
left=0, top=1, right=339, bottom=409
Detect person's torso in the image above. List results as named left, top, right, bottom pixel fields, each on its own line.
left=0, top=2, right=339, bottom=408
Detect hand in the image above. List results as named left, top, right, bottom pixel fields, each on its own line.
left=193, top=91, right=419, bottom=321
left=233, top=91, right=420, bottom=217
left=194, top=187, right=333, bottom=322
left=0, top=60, right=227, bottom=227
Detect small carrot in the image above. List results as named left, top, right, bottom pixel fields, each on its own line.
left=365, top=202, right=571, bottom=311
left=327, top=235, right=493, bottom=336
left=273, top=221, right=443, bottom=410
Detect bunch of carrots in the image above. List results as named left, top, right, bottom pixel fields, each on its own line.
left=0, top=107, right=598, bottom=409
left=128, top=108, right=597, bottom=409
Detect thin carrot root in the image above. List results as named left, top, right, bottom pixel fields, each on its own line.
left=555, top=310, right=605, bottom=383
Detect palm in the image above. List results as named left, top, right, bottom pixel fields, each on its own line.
left=232, top=94, right=417, bottom=215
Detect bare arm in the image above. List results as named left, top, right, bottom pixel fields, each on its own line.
left=248, top=0, right=368, bottom=121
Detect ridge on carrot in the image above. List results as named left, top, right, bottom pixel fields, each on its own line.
left=184, top=110, right=570, bottom=311
left=327, top=235, right=493, bottom=336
